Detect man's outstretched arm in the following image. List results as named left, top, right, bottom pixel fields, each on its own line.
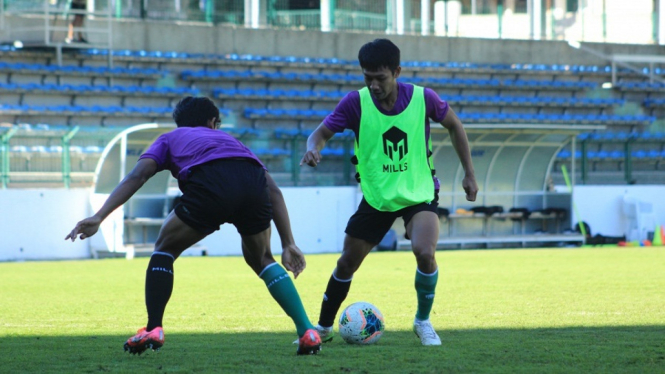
left=265, top=171, right=306, bottom=279
left=300, top=123, right=336, bottom=167
left=440, top=108, right=479, bottom=202
left=65, top=158, right=158, bottom=241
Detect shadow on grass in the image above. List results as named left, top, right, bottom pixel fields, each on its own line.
left=1, top=326, right=664, bottom=374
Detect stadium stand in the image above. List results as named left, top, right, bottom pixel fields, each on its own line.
left=1, top=46, right=663, bottom=188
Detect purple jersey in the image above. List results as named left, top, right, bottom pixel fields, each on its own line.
left=323, top=82, right=449, bottom=137
left=323, top=82, right=448, bottom=190
left=139, top=126, right=265, bottom=182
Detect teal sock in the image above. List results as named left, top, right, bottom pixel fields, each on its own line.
left=415, top=268, right=439, bottom=321
left=260, top=263, right=314, bottom=336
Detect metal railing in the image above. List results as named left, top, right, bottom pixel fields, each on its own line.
left=1, top=0, right=663, bottom=44
left=0, top=124, right=356, bottom=188
left=0, top=0, right=113, bottom=65
left=0, top=125, right=119, bottom=189
left=334, top=9, right=386, bottom=31
left=270, top=9, right=387, bottom=31
left=272, top=9, right=320, bottom=29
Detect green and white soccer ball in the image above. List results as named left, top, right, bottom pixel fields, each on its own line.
left=338, top=301, right=385, bottom=345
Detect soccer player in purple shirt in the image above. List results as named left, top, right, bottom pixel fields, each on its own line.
left=66, top=96, right=322, bottom=355
left=301, top=39, right=478, bottom=345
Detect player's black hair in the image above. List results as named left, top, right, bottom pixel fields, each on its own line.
left=358, top=39, right=400, bottom=74
left=172, top=96, right=220, bottom=128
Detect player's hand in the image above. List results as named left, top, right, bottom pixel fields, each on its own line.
left=463, top=174, right=479, bottom=202
left=281, top=244, right=306, bottom=279
left=65, top=215, right=102, bottom=242
left=300, top=149, right=321, bottom=167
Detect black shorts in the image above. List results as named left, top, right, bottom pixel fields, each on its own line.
left=174, top=159, right=272, bottom=236
left=345, top=190, right=439, bottom=244
left=71, top=2, right=86, bottom=10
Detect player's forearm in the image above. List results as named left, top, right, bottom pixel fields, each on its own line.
left=94, top=174, right=148, bottom=221
left=269, top=185, right=296, bottom=247
left=448, top=124, right=475, bottom=177
left=306, top=132, right=328, bottom=152
left=265, top=172, right=296, bottom=246
left=307, top=123, right=335, bottom=152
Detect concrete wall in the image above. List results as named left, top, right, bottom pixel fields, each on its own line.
left=1, top=184, right=664, bottom=261
left=0, top=186, right=360, bottom=261
left=2, top=15, right=665, bottom=65
left=105, top=19, right=665, bottom=65
left=0, top=189, right=91, bottom=261
left=572, top=185, right=665, bottom=239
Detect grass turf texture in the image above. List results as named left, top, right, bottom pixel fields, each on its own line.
left=0, top=247, right=664, bottom=373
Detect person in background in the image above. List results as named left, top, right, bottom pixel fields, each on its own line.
left=66, top=0, right=87, bottom=43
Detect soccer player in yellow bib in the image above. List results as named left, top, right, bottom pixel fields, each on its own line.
left=300, top=39, right=478, bottom=345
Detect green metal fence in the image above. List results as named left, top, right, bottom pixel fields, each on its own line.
left=1, top=0, right=663, bottom=45
left=272, top=9, right=320, bottom=29
left=0, top=125, right=119, bottom=189
left=1, top=0, right=47, bottom=11
left=0, top=0, right=244, bottom=25
left=0, top=125, right=356, bottom=188
left=335, top=9, right=386, bottom=31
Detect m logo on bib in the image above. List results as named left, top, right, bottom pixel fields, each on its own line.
left=382, top=126, right=408, bottom=161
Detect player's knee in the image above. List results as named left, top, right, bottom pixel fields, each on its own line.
left=242, top=254, right=260, bottom=273
left=413, top=247, right=436, bottom=265
left=336, top=258, right=359, bottom=278
left=261, top=252, right=276, bottom=268
left=153, top=238, right=180, bottom=258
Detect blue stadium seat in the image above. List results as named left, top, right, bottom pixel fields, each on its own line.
left=638, top=132, right=665, bottom=140
left=84, top=146, right=103, bottom=154
left=300, top=129, right=315, bottom=138
left=214, top=88, right=237, bottom=96
left=647, top=150, right=661, bottom=158
left=274, top=128, right=301, bottom=139
left=125, top=106, right=151, bottom=114
left=601, top=132, right=617, bottom=141
left=609, top=150, right=624, bottom=159
left=254, top=148, right=290, bottom=158
left=11, top=145, right=29, bottom=153
left=313, top=109, right=331, bottom=118
left=283, top=89, right=302, bottom=98
left=89, top=105, right=113, bottom=113
left=274, top=148, right=292, bottom=157
left=30, top=145, right=47, bottom=153
left=614, top=131, right=631, bottom=140
left=576, top=133, right=590, bottom=141
left=243, top=108, right=264, bottom=118
left=321, top=148, right=345, bottom=157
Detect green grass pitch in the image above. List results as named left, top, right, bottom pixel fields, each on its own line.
left=0, top=247, right=664, bottom=373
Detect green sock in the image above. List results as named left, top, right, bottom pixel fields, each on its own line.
left=415, top=268, right=439, bottom=321
left=260, top=263, right=314, bottom=336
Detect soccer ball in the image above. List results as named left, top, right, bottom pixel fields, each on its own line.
left=338, top=301, right=385, bottom=344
